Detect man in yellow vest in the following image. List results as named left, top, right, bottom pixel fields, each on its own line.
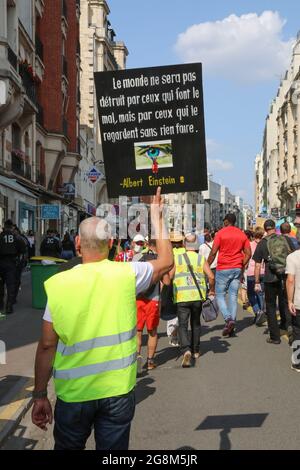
left=172, top=233, right=215, bottom=367
left=31, top=187, right=173, bottom=450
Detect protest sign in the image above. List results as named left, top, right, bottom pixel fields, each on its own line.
left=95, top=63, right=207, bottom=197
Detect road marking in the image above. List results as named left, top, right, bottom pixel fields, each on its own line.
left=0, top=378, right=33, bottom=433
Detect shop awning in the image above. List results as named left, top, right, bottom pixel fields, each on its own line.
left=0, top=175, right=38, bottom=199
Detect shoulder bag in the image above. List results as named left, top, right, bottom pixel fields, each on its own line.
left=183, top=252, right=218, bottom=322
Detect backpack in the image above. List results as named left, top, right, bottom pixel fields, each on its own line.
left=137, top=251, right=158, bottom=298
left=266, top=234, right=292, bottom=275
left=160, top=283, right=177, bottom=320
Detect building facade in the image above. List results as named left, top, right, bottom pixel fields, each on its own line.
left=256, top=32, right=300, bottom=219
left=0, top=0, right=81, bottom=246
left=79, top=0, right=128, bottom=207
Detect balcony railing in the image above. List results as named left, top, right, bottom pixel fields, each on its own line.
left=25, top=163, right=32, bottom=179
left=35, top=35, right=44, bottom=61
left=11, top=150, right=25, bottom=177
left=7, top=45, right=18, bottom=70
left=62, top=56, right=68, bottom=77
left=19, top=64, right=37, bottom=105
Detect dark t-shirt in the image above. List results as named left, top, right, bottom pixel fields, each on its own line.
left=58, top=256, right=82, bottom=272
left=252, top=235, right=295, bottom=283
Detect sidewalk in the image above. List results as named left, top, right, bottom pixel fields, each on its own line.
left=0, top=272, right=44, bottom=447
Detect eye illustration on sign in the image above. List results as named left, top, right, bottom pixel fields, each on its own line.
left=134, top=140, right=173, bottom=174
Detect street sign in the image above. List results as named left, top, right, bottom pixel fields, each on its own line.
left=58, top=183, right=75, bottom=196
left=94, top=62, right=208, bottom=198
left=87, top=167, right=103, bottom=183
left=41, top=204, right=60, bottom=220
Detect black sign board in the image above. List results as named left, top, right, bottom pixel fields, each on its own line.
left=94, top=63, right=207, bottom=198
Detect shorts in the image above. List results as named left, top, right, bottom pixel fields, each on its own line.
left=137, top=299, right=160, bottom=331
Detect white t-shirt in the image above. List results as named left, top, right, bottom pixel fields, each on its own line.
left=43, top=261, right=154, bottom=323
left=199, top=242, right=218, bottom=269
left=286, top=251, right=300, bottom=310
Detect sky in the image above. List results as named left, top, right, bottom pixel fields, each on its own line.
left=107, top=0, right=300, bottom=205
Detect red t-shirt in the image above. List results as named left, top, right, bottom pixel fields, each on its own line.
left=213, top=226, right=250, bottom=271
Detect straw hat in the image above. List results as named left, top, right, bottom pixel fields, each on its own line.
left=169, top=232, right=184, bottom=242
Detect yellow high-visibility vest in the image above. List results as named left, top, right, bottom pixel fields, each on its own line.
left=173, top=248, right=206, bottom=303
left=44, top=260, right=137, bottom=403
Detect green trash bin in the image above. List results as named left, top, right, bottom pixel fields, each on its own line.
left=30, top=263, right=60, bottom=309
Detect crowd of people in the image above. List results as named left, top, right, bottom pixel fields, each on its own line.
left=2, top=187, right=299, bottom=450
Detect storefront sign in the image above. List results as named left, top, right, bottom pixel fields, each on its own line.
left=41, top=204, right=60, bottom=220
left=94, top=63, right=207, bottom=197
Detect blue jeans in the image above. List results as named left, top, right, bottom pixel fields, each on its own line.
left=53, top=390, right=135, bottom=450
left=61, top=250, right=74, bottom=260
left=247, top=276, right=264, bottom=314
left=216, top=268, right=242, bottom=322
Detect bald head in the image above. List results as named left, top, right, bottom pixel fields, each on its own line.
left=79, top=217, right=112, bottom=259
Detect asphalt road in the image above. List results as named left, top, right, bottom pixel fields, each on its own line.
left=2, top=296, right=300, bottom=450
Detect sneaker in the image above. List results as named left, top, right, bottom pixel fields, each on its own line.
left=266, top=338, right=281, bottom=345
left=256, top=311, right=267, bottom=326
left=193, top=352, right=201, bottom=359
left=181, top=351, right=192, bottom=368
left=222, top=319, right=235, bottom=337
left=291, top=363, right=300, bottom=373
left=169, top=337, right=179, bottom=347
left=147, top=358, right=157, bottom=370
left=287, top=327, right=294, bottom=346
left=137, top=355, right=143, bottom=375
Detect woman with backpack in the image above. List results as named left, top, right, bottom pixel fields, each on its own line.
left=253, top=219, right=294, bottom=345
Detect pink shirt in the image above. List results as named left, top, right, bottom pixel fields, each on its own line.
left=247, top=240, right=265, bottom=277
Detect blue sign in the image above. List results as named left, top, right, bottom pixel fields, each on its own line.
left=59, top=183, right=75, bottom=196
left=41, top=204, right=60, bottom=220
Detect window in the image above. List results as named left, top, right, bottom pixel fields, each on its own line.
left=19, top=0, right=33, bottom=39
left=12, top=123, right=21, bottom=149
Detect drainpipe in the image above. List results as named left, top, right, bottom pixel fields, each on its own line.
left=1, top=129, right=5, bottom=169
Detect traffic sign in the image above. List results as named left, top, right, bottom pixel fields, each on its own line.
left=87, top=167, right=103, bottom=183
